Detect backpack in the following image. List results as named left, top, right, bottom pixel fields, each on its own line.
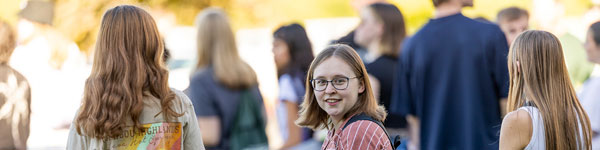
left=229, top=90, right=269, bottom=150
left=342, top=113, right=402, bottom=149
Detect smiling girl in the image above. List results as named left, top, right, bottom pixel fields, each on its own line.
left=296, top=44, right=392, bottom=150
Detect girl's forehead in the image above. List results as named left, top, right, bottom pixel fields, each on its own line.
left=312, top=57, right=355, bottom=78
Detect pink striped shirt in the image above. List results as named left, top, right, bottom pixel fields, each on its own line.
left=321, top=115, right=393, bottom=150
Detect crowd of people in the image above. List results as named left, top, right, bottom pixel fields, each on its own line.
left=2, top=0, right=600, bottom=149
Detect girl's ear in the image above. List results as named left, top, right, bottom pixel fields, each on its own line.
left=359, top=76, right=366, bottom=94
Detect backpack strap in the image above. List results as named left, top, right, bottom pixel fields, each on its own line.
left=342, top=113, right=401, bottom=149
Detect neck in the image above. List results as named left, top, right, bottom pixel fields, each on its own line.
left=365, top=41, right=382, bottom=63
left=331, top=115, right=344, bottom=130
left=434, top=3, right=462, bottom=19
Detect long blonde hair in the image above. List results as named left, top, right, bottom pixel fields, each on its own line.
left=75, top=5, right=182, bottom=139
left=195, top=8, right=257, bottom=89
left=296, top=44, right=387, bottom=130
left=507, top=30, right=592, bottom=149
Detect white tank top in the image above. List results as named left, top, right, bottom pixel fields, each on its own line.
left=519, top=106, right=588, bottom=150
left=518, top=106, right=545, bottom=150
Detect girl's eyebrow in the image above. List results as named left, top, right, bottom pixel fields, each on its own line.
left=313, top=74, right=349, bottom=79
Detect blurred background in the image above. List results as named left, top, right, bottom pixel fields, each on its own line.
left=0, top=0, right=598, bottom=149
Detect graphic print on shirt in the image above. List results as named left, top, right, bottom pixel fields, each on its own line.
left=110, top=122, right=182, bottom=150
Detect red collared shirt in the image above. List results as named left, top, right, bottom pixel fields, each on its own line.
left=321, top=115, right=392, bottom=150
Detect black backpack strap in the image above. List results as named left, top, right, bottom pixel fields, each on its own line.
left=342, top=113, right=401, bottom=149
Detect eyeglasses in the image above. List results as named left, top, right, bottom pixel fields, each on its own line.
left=310, top=76, right=361, bottom=91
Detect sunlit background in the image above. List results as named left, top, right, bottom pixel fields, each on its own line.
left=1, top=0, right=599, bottom=149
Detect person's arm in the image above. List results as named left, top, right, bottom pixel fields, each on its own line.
left=368, top=74, right=380, bottom=102
left=279, top=101, right=302, bottom=149
left=500, top=98, right=508, bottom=117
left=490, top=26, right=510, bottom=117
left=197, top=117, right=220, bottom=146
left=185, top=73, right=218, bottom=148
left=406, top=115, right=420, bottom=150
left=390, top=37, right=418, bottom=150
left=499, top=110, right=532, bottom=150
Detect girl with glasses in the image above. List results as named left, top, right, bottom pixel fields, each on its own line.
left=296, top=44, right=392, bottom=150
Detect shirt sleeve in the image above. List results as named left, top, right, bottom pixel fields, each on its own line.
left=185, top=74, right=218, bottom=117
left=278, top=74, right=300, bottom=103
left=488, top=26, right=510, bottom=98
left=390, top=37, right=416, bottom=116
left=340, top=121, right=393, bottom=150
left=177, top=91, right=206, bottom=150
left=66, top=111, right=89, bottom=150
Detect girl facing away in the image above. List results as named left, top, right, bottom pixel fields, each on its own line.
left=499, top=30, right=592, bottom=150
left=185, top=7, right=266, bottom=150
left=67, top=5, right=204, bottom=149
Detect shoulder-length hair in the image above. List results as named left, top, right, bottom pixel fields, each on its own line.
left=273, top=23, right=314, bottom=78
left=368, top=3, right=406, bottom=58
left=507, top=30, right=592, bottom=149
left=195, top=8, right=257, bottom=89
left=296, top=44, right=387, bottom=130
left=75, top=5, right=182, bottom=139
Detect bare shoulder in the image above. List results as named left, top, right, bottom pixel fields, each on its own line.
left=499, top=109, right=532, bottom=150
left=503, top=109, right=532, bottom=131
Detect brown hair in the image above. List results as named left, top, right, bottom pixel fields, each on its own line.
left=368, top=3, right=406, bottom=58
left=296, top=44, right=387, bottom=130
left=195, top=8, right=257, bottom=89
left=496, top=7, right=529, bottom=23
left=75, top=5, right=182, bottom=139
left=507, top=30, right=592, bottom=149
left=0, top=20, right=16, bottom=65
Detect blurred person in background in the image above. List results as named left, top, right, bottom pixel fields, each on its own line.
left=354, top=2, right=408, bottom=142
left=531, top=0, right=595, bottom=89
left=296, top=44, right=393, bottom=150
left=499, top=30, right=592, bottom=150
left=580, top=21, right=600, bottom=149
left=9, top=0, right=88, bottom=135
left=0, top=20, right=31, bottom=150
left=334, top=0, right=387, bottom=59
left=390, top=0, right=509, bottom=149
left=66, top=5, right=205, bottom=149
left=185, top=8, right=267, bottom=150
left=496, top=7, right=529, bottom=46
left=272, top=23, right=319, bottom=149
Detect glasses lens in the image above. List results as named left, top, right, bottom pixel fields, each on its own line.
left=313, top=79, right=327, bottom=91
left=332, top=78, right=348, bottom=90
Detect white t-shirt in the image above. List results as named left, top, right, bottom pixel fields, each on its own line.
left=579, top=76, right=600, bottom=149
left=66, top=89, right=205, bottom=150
left=276, top=74, right=304, bottom=141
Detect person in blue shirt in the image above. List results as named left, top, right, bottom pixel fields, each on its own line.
left=390, top=0, right=509, bottom=149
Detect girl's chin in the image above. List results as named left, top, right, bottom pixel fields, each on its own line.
left=325, top=110, right=343, bottom=118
